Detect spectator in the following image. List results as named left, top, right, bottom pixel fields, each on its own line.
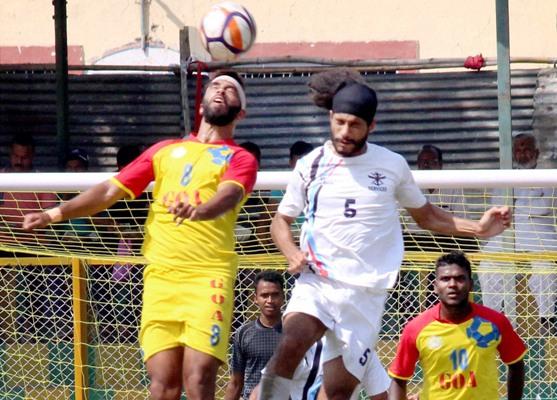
left=64, top=148, right=89, bottom=172
left=403, top=144, right=476, bottom=252
left=0, top=134, right=58, bottom=342
left=389, top=251, right=526, bottom=400
left=0, top=134, right=58, bottom=234
left=225, top=271, right=285, bottom=400
left=479, top=132, right=557, bottom=335
left=116, top=144, right=143, bottom=171
left=288, top=141, right=314, bottom=169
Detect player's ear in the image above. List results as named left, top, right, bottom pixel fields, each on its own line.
left=235, top=109, right=246, bottom=122
left=433, top=277, right=439, bottom=295
left=368, top=119, right=376, bottom=133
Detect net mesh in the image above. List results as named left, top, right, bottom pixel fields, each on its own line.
left=0, top=177, right=555, bottom=399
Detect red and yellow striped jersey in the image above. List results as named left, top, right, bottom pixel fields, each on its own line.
left=388, top=302, right=527, bottom=400
left=111, top=135, right=258, bottom=278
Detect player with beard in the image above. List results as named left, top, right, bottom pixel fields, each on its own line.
left=259, top=69, right=512, bottom=400
left=388, top=251, right=526, bottom=400
left=22, top=71, right=258, bottom=400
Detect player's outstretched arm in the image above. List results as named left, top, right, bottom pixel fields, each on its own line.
left=407, top=202, right=511, bottom=239
left=507, top=359, right=525, bottom=400
left=388, top=378, right=408, bottom=400
left=270, top=211, right=307, bottom=274
left=22, top=180, right=127, bottom=232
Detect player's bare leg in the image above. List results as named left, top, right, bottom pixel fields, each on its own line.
left=259, top=312, right=326, bottom=400
left=321, top=357, right=359, bottom=400
left=182, top=347, right=221, bottom=400
left=146, top=347, right=183, bottom=400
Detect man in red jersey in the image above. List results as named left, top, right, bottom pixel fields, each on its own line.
left=388, top=251, right=526, bottom=400
left=22, top=70, right=258, bottom=400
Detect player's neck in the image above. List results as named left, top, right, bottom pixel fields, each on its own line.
left=258, top=314, right=281, bottom=328
left=439, top=302, right=473, bottom=323
left=197, top=120, right=235, bottom=143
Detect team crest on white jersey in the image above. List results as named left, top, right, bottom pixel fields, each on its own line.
left=368, top=172, right=387, bottom=192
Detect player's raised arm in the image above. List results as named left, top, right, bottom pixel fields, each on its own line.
left=22, top=180, right=127, bottom=231
left=170, top=181, right=244, bottom=224
left=406, top=202, right=511, bottom=239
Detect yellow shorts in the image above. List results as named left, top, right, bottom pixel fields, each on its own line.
left=139, top=263, right=235, bottom=363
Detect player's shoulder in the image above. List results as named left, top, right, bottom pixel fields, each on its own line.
left=402, top=305, right=439, bottom=336
left=234, top=319, right=258, bottom=340
left=367, top=143, right=409, bottom=165
left=299, top=146, right=325, bottom=165
left=144, top=138, right=185, bottom=156
left=471, top=302, right=512, bottom=326
left=229, top=144, right=258, bottom=163
left=238, top=319, right=258, bottom=333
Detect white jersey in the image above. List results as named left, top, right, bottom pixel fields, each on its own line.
left=278, top=141, right=426, bottom=288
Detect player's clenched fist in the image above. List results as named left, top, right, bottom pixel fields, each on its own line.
left=285, top=249, right=308, bottom=274
left=477, top=205, right=512, bottom=238
left=22, top=212, right=52, bottom=232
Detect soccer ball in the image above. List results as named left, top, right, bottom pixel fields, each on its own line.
left=200, top=2, right=256, bottom=61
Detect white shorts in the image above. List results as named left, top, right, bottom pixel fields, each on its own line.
left=289, top=340, right=390, bottom=400
left=285, top=272, right=388, bottom=382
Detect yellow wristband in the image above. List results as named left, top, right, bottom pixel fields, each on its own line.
left=45, top=207, right=63, bottom=223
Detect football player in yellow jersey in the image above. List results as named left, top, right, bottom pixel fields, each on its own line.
left=22, top=71, right=259, bottom=400
left=388, top=251, right=526, bottom=400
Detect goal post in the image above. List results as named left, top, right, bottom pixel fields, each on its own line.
left=0, top=169, right=555, bottom=399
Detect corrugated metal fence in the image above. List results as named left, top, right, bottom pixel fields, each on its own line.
left=0, top=68, right=539, bottom=171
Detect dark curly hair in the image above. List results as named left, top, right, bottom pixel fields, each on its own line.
left=435, top=251, right=472, bottom=279
left=308, top=68, right=367, bottom=110
left=254, top=271, right=285, bottom=294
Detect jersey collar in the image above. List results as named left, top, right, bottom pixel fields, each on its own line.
left=434, top=302, right=475, bottom=324
left=187, top=133, right=237, bottom=146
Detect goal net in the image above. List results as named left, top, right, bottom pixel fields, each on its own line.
left=0, top=169, right=555, bottom=399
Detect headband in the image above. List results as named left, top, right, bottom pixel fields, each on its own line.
left=332, top=83, right=377, bottom=125
left=211, top=75, right=246, bottom=110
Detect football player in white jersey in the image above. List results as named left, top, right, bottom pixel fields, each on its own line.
left=258, top=69, right=512, bottom=400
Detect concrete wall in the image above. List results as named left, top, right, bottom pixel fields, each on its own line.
left=1, top=0, right=556, bottom=65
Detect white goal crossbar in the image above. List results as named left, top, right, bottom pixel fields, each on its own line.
left=0, top=169, right=557, bottom=191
